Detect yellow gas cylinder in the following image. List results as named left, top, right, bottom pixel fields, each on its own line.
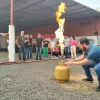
left=55, top=61, right=70, bottom=82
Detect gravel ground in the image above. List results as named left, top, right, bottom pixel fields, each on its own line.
left=0, top=52, right=100, bottom=100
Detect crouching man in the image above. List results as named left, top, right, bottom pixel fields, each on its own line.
left=65, top=37, right=100, bottom=92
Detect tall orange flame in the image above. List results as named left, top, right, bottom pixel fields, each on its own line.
left=56, top=2, right=66, bottom=26
left=55, top=2, right=67, bottom=55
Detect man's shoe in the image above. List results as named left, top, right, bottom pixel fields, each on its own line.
left=35, top=56, right=38, bottom=60
left=35, top=58, right=38, bottom=60
left=19, top=58, right=21, bottom=60
left=23, top=58, right=27, bottom=61
left=39, top=56, right=41, bottom=60
left=95, top=85, right=100, bottom=92
left=82, top=78, right=93, bottom=82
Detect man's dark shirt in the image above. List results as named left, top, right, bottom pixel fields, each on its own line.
left=83, top=44, right=100, bottom=63
left=24, top=38, right=29, bottom=48
left=18, top=36, right=25, bottom=47
left=35, top=38, right=43, bottom=47
left=43, top=40, right=49, bottom=47
left=29, top=38, right=33, bottom=47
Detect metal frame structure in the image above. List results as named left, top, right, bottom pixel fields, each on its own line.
left=0, top=0, right=99, bottom=32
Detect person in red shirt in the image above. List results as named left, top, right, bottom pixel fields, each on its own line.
left=53, top=45, right=61, bottom=58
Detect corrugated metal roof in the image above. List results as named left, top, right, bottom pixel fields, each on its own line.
left=0, top=0, right=99, bottom=32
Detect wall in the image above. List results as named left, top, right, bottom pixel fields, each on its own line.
left=66, top=18, right=100, bottom=36
left=16, top=17, right=100, bottom=37
left=0, top=38, right=7, bottom=48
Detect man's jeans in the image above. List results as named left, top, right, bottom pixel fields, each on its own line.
left=65, top=46, right=70, bottom=58
left=36, top=47, right=41, bottom=59
left=51, top=48, right=54, bottom=57
left=82, top=61, right=100, bottom=82
left=29, top=46, right=33, bottom=59
left=19, top=47, right=25, bottom=60
left=24, top=47, right=30, bottom=59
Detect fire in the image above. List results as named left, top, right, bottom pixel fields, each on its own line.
left=55, top=2, right=67, bottom=55
left=56, top=2, right=66, bottom=25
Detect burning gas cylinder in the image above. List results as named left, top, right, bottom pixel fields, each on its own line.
left=55, top=61, right=70, bottom=82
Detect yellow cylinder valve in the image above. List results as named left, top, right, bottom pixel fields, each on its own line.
left=55, top=61, right=70, bottom=82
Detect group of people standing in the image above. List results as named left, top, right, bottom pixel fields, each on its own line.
left=7, top=30, right=78, bottom=61
left=15, top=31, right=78, bottom=61
left=16, top=31, right=34, bottom=61
left=41, top=35, right=77, bottom=59
left=64, top=36, right=77, bottom=59
left=35, top=35, right=60, bottom=59
left=7, top=31, right=100, bottom=91
left=16, top=32, right=50, bottom=61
